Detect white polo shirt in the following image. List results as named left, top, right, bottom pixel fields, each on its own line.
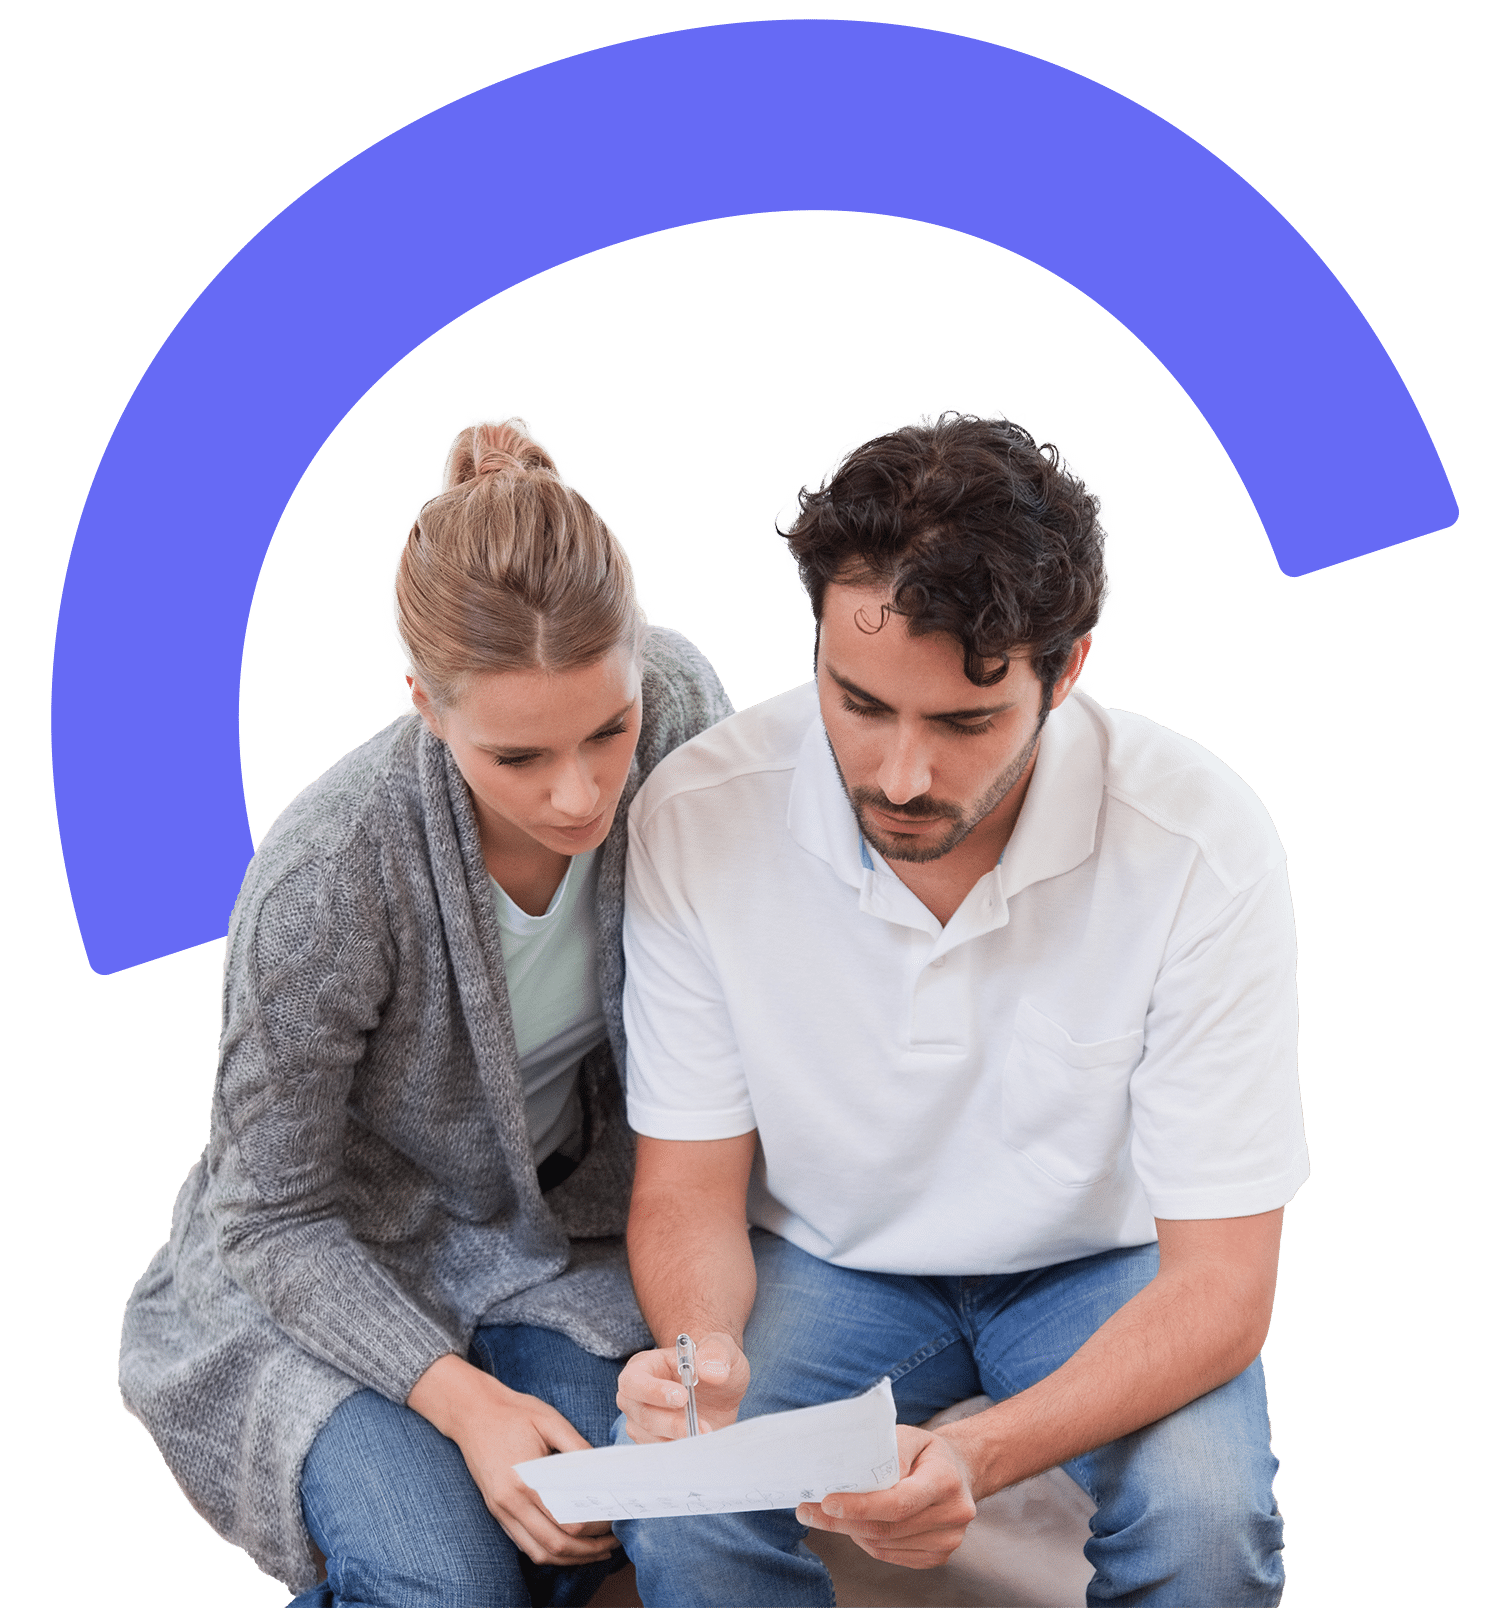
left=623, top=683, right=1309, bottom=1275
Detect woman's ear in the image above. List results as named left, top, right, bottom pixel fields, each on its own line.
left=409, top=675, right=446, bottom=739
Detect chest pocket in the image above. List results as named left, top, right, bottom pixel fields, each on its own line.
left=1000, top=1000, right=1144, bottom=1188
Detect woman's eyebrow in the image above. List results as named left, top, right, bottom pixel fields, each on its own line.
left=478, top=701, right=637, bottom=754
left=588, top=700, right=637, bottom=732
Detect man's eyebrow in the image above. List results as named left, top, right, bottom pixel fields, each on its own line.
left=827, top=666, right=894, bottom=712
left=477, top=701, right=636, bottom=755
left=827, top=665, right=1017, bottom=721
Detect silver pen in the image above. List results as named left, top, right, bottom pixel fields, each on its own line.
left=674, top=1333, right=701, bottom=1437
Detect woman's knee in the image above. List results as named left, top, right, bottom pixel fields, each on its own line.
left=302, top=1390, right=530, bottom=1607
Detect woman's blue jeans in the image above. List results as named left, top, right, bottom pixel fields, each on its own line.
left=289, top=1324, right=628, bottom=1608
left=617, top=1231, right=1285, bottom=1607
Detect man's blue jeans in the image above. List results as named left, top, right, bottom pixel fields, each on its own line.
left=617, top=1231, right=1284, bottom=1607
left=289, top=1324, right=628, bottom=1608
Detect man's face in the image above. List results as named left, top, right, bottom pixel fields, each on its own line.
left=817, top=582, right=1077, bottom=865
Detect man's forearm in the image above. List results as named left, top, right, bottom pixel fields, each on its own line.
left=945, top=1210, right=1283, bottom=1499
left=626, top=1133, right=760, bottom=1347
left=628, top=1205, right=757, bottom=1346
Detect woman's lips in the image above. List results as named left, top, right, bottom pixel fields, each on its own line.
left=547, top=811, right=607, bottom=839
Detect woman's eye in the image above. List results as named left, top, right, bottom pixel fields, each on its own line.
left=590, top=723, right=629, bottom=742
left=492, top=753, right=538, bottom=767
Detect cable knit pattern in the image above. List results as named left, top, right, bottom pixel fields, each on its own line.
left=119, top=627, right=731, bottom=1590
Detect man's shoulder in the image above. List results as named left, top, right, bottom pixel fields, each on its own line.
left=1090, top=697, right=1285, bottom=893
left=630, top=681, right=817, bottom=832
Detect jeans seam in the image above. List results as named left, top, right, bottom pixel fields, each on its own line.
left=882, top=1325, right=966, bottom=1387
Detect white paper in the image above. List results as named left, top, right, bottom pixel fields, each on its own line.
left=513, top=1378, right=900, bottom=1522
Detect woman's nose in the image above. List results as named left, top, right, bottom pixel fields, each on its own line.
left=551, top=758, right=601, bottom=820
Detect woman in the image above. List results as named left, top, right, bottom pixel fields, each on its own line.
left=120, top=422, right=732, bottom=1605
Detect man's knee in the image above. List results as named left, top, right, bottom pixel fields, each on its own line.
left=1080, top=1383, right=1284, bottom=1605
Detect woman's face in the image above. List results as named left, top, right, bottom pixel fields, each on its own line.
left=413, top=645, right=643, bottom=860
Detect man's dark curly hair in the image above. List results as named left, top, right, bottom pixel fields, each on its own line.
left=782, top=414, right=1106, bottom=695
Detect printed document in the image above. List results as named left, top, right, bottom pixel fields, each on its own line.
left=513, top=1377, right=900, bottom=1522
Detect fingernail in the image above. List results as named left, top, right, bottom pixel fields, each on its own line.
left=824, top=1502, right=843, bottom=1518
left=667, top=1388, right=685, bottom=1405
left=701, top=1360, right=729, bottom=1378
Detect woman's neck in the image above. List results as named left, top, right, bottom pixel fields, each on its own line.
left=475, top=809, right=572, bottom=917
left=488, top=842, right=569, bottom=919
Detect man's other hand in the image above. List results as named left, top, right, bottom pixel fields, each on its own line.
left=796, top=1424, right=978, bottom=1569
left=616, top=1332, right=750, bottom=1443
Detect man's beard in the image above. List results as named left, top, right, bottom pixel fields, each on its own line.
left=829, top=716, right=1046, bottom=865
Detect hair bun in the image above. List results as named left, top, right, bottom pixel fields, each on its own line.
left=443, top=420, right=558, bottom=490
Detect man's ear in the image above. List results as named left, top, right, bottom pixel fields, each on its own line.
left=1049, top=635, right=1093, bottom=710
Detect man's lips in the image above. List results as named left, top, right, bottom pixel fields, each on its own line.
left=867, top=806, right=949, bottom=831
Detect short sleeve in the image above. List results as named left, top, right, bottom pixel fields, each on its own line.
left=622, top=797, right=758, bottom=1140
left=1128, top=861, right=1310, bottom=1219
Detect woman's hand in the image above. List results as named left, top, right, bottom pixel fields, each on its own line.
left=408, top=1353, right=619, bottom=1567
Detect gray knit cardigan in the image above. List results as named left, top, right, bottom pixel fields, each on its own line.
left=119, top=628, right=731, bottom=1591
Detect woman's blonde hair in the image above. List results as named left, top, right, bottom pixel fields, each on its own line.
left=395, top=421, right=643, bottom=707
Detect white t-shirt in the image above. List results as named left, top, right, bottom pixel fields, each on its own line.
left=492, top=849, right=607, bottom=1163
left=623, top=684, right=1309, bottom=1275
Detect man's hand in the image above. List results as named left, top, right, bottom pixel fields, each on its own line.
left=408, top=1354, right=619, bottom=1568
left=616, top=1331, right=751, bottom=1443
left=797, top=1424, right=978, bottom=1569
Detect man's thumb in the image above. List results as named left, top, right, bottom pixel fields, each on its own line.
left=696, top=1332, right=740, bottom=1379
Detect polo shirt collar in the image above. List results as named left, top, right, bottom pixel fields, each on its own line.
left=1000, top=692, right=1105, bottom=901
left=786, top=688, right=1106, bottom=905
left=787, top=711, right=867, bottom=892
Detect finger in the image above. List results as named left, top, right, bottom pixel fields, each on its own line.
left=531, top=1404, right=594, bottom=1456
left=823, top=1483, right=934, bottom=1525
left=796, top=1502, right=835, bottom=1532
left=500, top=1512, right=619, bottom=1568
left=822, top=1496, right=976, bottom=1543
left=619, top=1347, right=681, bottom=1387
left=797, top=1503, right=904, bottom=1543
left=621, top=1399, right=703, bottom=1442
left=499, top=1489, right=621, bottom=1566
left=692, top=1331, right=745, bottom=1386
left=560, top=1520, right=618, bottom=1539
left=857, top=1537, right=961, bottom=1570
left=616, top=1366, right=692, bottom=1414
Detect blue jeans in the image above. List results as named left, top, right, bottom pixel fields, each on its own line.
left=290, top=1324, right=629, bottom=1608
left=617, top=1232, right=1283, bottom=1607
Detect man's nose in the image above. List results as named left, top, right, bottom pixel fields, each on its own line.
left=877, top=726, right=933, bottom=805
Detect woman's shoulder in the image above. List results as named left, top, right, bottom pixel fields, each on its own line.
left=636, top=626, right=735, bottom=775
left=236, top=714, right=426, bottom=906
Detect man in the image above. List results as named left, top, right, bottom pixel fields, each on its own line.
left=613, top=416, right=1307, bottom=1606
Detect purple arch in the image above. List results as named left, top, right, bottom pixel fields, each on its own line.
left=52, top=21, right=1457, bottom=972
